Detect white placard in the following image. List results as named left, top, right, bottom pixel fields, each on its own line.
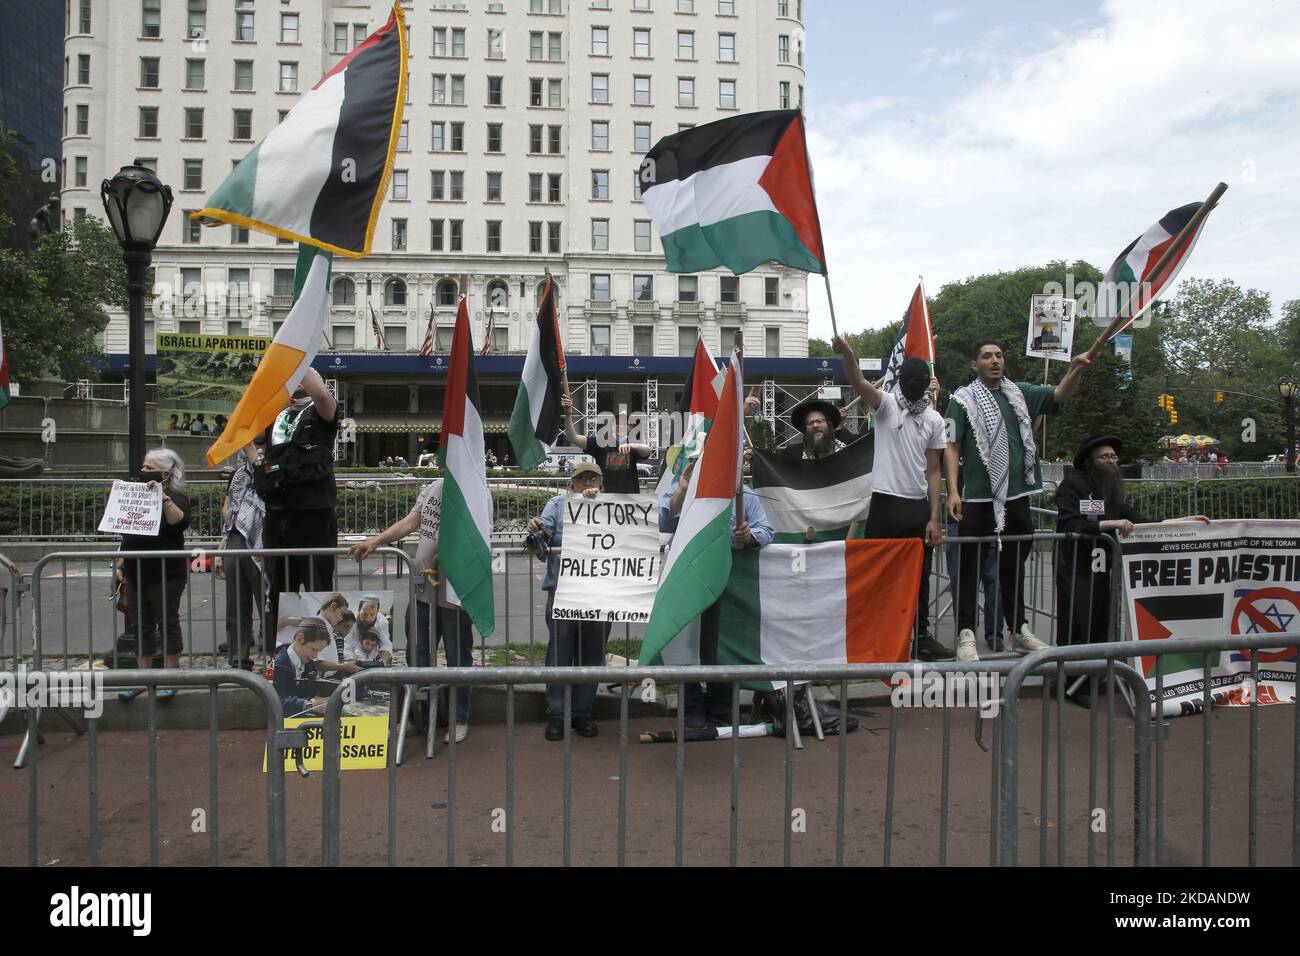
left=1025, top=294, right=1077, bottom=362
left=551, top=493, right=662, bottom=624
left=97, top=480, right=163, bottom=536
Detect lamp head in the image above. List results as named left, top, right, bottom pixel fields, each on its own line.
left=100, top=163, right=173, bottom=248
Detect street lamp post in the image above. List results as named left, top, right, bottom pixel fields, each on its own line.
left=1280, top=376, right=1297, bottom=474
left=101, top=163, right=172, bottom=475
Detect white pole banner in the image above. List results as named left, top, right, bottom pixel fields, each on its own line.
left=552, top=493, right=662, bottom=623
left=97, top=480, right=163, bottom=536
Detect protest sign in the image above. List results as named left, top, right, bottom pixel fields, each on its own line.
left=273, top=590, right=395, bottom=663
left=552, top=493, right=661, bottom=623
left=156, top=332, right=268, bottom=433
left=1121, top=520, right=1299, bottom=717
left=1025, top=294, right=1077, bottom=362
left=263, top=715, right=389, bottom=772
left=97, top=480, right=163, bottom=536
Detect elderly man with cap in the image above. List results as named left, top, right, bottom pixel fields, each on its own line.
left=527, top=460, right=610, bottom=741
left=272, top=616, right=336, bottom=717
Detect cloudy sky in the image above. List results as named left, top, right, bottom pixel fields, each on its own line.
left=802, top=0, right=1300, bottom=339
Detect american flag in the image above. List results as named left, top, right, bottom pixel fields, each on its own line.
left=419, top=305, right=434, bottom=356
left=480, top=309, right=495, bottom=355
left=369, top=304, right=385, bottom=350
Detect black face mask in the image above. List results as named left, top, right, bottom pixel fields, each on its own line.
left=138, top=470, right=166, bottom=484
left=899, top=374, right=928, bottom=402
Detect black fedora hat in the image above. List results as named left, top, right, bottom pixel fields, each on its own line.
left=790, top=397, right=842, bottom=432
left=1074, top=435, right=1123, bottom=473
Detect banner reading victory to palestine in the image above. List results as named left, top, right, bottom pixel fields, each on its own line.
left=1121, top=520, right=1299, bottom=717
left=552, top=494, right=661, bottom=624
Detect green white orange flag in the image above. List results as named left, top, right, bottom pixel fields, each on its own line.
left=639, top=352, right=744, bottom=666
left=437, top=298, right=495, bottom=636
left=205, top=244, right=330, bottom=466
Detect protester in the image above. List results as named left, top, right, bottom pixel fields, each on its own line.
left=272, top=617, right=333, bottom=717
left=114, top=448, right=191, bottom=699
left=832, top=337, right=949, bottom=660
left=527, top=461, right=609, bottom=740
left=560, top=393, right=652, bottom=493
left=214, top=437, right=267, bottom=670
left=349, top=481, right=475, bottom=744
left=166, top=414, right=179, bottom=433
left=944, top=340, right=1093, bottom=661
left=212, top=414, right=227, bottom=439
left=789, top=397, right=846, bottom=459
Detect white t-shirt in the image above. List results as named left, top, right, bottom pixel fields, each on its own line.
left=870, top=397, right=947, bottom=500
left=411, top=480, right=449, bottom=606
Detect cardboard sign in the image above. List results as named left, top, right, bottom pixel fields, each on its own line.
left=262, top=715, right=390, bottom=772
left=97, top=480, right=163, bottom=536
left=552, top=493, right=661, bottom=624
left=1025, top=294, right=1077, bottom=362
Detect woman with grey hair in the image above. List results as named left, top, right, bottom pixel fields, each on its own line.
left=114, top=447, right=192, bottom=699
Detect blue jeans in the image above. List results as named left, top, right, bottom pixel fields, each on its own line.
left=945, top=521, right=1002, bottom=643
left=544, top=591, right=609, bottom=718
left=415, top=600, right=473, bottom=725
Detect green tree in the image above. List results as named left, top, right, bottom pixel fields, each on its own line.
left=1046, top=349, right=1165, bottom=463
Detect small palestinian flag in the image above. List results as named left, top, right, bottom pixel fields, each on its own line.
left=507, top=276, right=566, bottom=471
left=750, top=437, right=874, bottom=542
left=655, top=333, right=724, bottom=499
left=193, top=4, right=408, bottom=258
left=878, top=281, right=935, bottom=394
left=0, top=311, right=10, bottom=410
left=641, top=109, right=826, bottom=275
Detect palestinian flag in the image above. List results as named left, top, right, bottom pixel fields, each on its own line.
left=718, top=540, right=922, bottom=684
left=878, top=281, right=935, bottom=394
left=507, top=276, right=566, bottom=471
left=437, top=299, right=495, bottom=636
left=655, top=333, right=724, bottom=498
left=205, top=245, right=330, bottom=466
left=193, top=4, right=408, bottom=258
left=0, top=311, right=10, bottom=410
left=639, top=353, right=745, bottom=666
left=1093, top=193, right=1220, bottom=329
left=750, top=437, right=874, bottom=542
left=641, top=110, right=826, bottom=275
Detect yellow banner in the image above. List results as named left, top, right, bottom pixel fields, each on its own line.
left=261, top=715, right=390, bottom=772
left=157, top=332, right=272, bottom=354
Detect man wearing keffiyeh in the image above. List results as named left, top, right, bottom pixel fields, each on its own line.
left=944, top=340, right=1092, bottom=662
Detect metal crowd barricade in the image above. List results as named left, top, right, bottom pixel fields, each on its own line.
left=0, top=551, right=20, bottom=670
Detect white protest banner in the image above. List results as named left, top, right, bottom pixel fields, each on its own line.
left=1025, top=294, right=1077, bottom=362
left=552, top=493, right=661, bottom=624
left=97, top=480, right=163, bottom=536
left=1121, top=519, right=1299, bottom=717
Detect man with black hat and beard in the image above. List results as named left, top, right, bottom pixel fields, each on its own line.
left=787, top=396, right=847, bottom=459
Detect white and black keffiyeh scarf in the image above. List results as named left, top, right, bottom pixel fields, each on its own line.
left=892, top=390, right=931, bottom=433
left=953, top=379, right=1036, bottom=531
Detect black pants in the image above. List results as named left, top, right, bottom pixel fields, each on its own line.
left=956, top=497, right=1033, bottom=635
left=263, top=508, right=336, bottom=642
left=121, top=574, right=187, bottom=662
left=223, top=530, right=265, bottom=662
left=684, top=599, right=730, bottom=721
left=863, top=492, right=935, bottom=638
left=1057, top=540, right=1114, bottom=646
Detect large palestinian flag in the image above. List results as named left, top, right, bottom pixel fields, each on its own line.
left=749, top=437, right=874, bottom=542
left=878, top=281, right=935, bottom=394
left=438, top=299, right=495, bottom=636
left=507, top=275, right=566, bottom=471
left=641, top=110, right=826, bottom=275
left=205, top=244, right=330, bottom=466
left=1093, top=192, right=1222, bottom=329
left=193, top=4, right=408, bottom=257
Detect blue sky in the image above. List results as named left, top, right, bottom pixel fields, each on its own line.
left=801, top=0, right=1300, bottom=339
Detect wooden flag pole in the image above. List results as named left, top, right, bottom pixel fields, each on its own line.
left=732, top=330, right=745, bottom=531
left=1085, top=180, right=1228, bottom=361
left=823, top=273, right=840, bottom=340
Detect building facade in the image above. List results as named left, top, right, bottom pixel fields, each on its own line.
left=1, top=0, right=64, bottom=171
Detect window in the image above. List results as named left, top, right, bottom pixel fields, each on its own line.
left=677, top=31, right=694, bottom=59
left=634, top=220, right=651, bottom=252
left=719, top=0, right=734, bottom=14
left=719, top=275, right=739, bottom=303
left=765, top=276, right=779, bottom=305
left=384, top=326, right=406, bottom=351
left=140, top=57, right=159, bottom=88
left=235, top=0, right=254, bottom=41
left=719, top=79, right=736, bottom=109
left=765, top=327, right=780, bottom=357
left=779, top=80, right=790, bottom=109
left=591, top=169, right=609, bottom=199
left=529, top=31, right=543, bottom=59
left=633, top=274, right=654, bottom=301
left=183, top=159, right=202, bottom=189
left=138, top=106, right=158, bottom=137
left=187, top=0, right=206, bottom=39
left=233, top=109, right=252, bottom=140
left=487, top=28, right=503, bottom=59
left=719, top=33, right=735, bottom=61
left=678, top=275, right=698, bottom=302
left=433, top=75, right=447, bottom=103
left=528, top=221, right=542, bottom=253
left=430, top=219, right=444, bottom=251
left=778, top=35, right=789, bottom=63
left=73, top=156, right=87, bottom=187
left=280, top=13, right=299, bottom=43
left=590, top=274, right=611, bottom=301
left=234, top=60, right=253, bottom=91
left=333, top=326, right=355, bottom=350
left=591, top=73, right=609, bottom=103
left=548, top=221, right=561, bottom=253
left=678, top=77, right=695, bottom=107
left=437, top=279, right=457, bottom=305
left=392, top=218, right=407, bottom=250
left=137, top=157, right=157, bottom=172
left=678, top=0, right=695, bottom=11
left=590, top=326, right=611, bottom=356
left=548, top=32, right=562, bottom=60
left=333, top=23, right=348, bottom=53
left=141, top=0, right=160, bottom=38
left=450, top=171, right=464, bottom=199
left=486, top=220, right=501, bottom=252
left=634, top=0, right=650, bottom=9
left=184, top=59, right=205, bottom=91
left=228, top=268, right=251, bottom=299
left=798, top=83, right=804, bottom=108
left=592, top=26, right=608, bottom=56
left=528, top=173, right=542, bottom=202
left=431, top=170, right=446, bottom=199
left=398, top=120, right=409, bottom=150
left=279, top=62, right=298, bottom=92
left=487, top=123, right=502, bottom=152
left=433, top=27, right=447, bottom=56
left=353, top=23, right=367, bottom=48
left=797, top=39, right=803, bottom=67
left=184, top=108, right=204, bottom=138
left=529, top=124, right=542, bottom=153
left=488, top=279, right=509, bottom=309
left=678, top=326, right=698, bottom=357
left=75, top=105, right=89, bottom=135
left=392, top=170, right=408, bottom=200
left=450, top=219, right=463, bottom=251
left=548, top=125, right=562, bottom=153
left=436, top=327, right=454, bottom=350
left=548, top=173, right=562, bottom=202
left=591, top=218, right=609, bottom=251
left=529, top=77, right=542, bottom=106
left=634, top=326, right=654, bottom=355
left=231, top=225, right=249, bottom=245
left=632, top=170, right=643, bottom=200
left=385, top=278, right=407, bottom=306
left=591, top=121, right=609, bottom=150
left=633, top=28, right=650, bottom=57
left=333, top=277, right=355, bottom=306
left=633, top=122, right=652, bottom=152
left=451, top=76, right=466, bottom=104
left=451, top=122, right=464, bottom=150
left=449, top=27, right=466, bottom=56
left=549, top=78, right=562, bottom=107
left=486, top=172, right=502, bottom=201
left=633, top=75, right=651, bottom=105
left=431, top=122, right=445, bottom=151
left=182, top=213, right=201, bottom=244
left=77, top=54, right=90, bottom=84
left=487, top=76, right=503, bottom=105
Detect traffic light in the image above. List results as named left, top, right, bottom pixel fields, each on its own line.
left=1157, top=393, right=1170, bottom=410
left=1170, top=409, right=1179, bottom=425
left=1215, top=390, right=1225, bottom=403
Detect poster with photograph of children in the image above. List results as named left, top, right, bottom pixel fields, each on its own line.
left=1025, top=294, right=1077, bottom=362
left=274, top=589, right=397, bottom=665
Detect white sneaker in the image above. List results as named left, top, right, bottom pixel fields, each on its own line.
left=955, top=629, right=979, bottom=662
left=444, top=723, right=469, bottom=744
left=1013, top=624, right=1049, bottom=653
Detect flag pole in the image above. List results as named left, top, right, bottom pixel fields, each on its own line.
left=732, top=330, right=745, bottom=531
left=823, top=273, right=840, bottom=339
left=1086, top=180, right=1227, bottom=360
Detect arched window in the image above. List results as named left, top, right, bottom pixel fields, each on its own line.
left=535, top=280, right=549, bottom=306
left=486, top=278, right=508, bottom=309
left=332, top=277, right=355, bottom=307
left=436, top=278, right=458, bottom=306
left=384, top=277, right=406, bottom=307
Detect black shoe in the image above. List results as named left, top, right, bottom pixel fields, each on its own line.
left=572, top=715, right=598, bottom=737
left=217, top=642, right=230, bottom=654
left=985, top=635, right=1005, bottom=653
left=544, top=717, right=565, bottom=741
left=917, top=636, right=954, bottom=661
left=684, top=712, right=708, bottom=730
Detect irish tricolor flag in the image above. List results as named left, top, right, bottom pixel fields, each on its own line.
left=639, top=354, right=745, bottom=666
left=507, top=276, right=566, bottom=471
left=438, top=299, right=495, bottom=636
left=641, top=110, right=826, bottom=275
left=194, top=4, right=408, bottom=257
left=205, top=245, right=330, bottom=466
